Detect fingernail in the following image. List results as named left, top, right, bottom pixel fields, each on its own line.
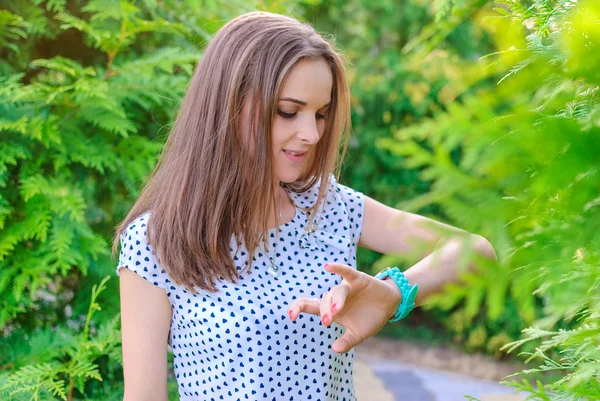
left=324, top=263, right=329, bottom=269
left=288, top=309, right=294, bottom=320
left=331, top=303, right=337, bottom=314
left=322, top=314, right=329, bottom=325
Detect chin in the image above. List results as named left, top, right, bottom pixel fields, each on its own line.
left=276, top=169, right=302, bottom=184
left=278, top=175, right=300, bottom=184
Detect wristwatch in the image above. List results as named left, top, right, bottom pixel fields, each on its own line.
left=375, top=266, right=419, bottom=323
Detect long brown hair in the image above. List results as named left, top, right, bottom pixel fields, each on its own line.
left=112, top=11, right=351, bottom=294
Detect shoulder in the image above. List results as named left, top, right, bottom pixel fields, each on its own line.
left=331, top=175, right=364, bottom=208
left=119, top=212, right=154, bottom=257
left=117, top=211, right=172, bottom=292
left=324, top=173, right=366, bottom=216
left=120, top=211, right=152, bottom=241
left=328, top=175, right=365, bottom=241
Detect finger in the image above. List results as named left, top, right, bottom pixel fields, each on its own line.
left=319, top=291, right=333, bottom=326
left=288, top=297, right=320, bottom=321
left=332, top=330, right=360, bottom=354
left=324, top=263, right=363, bottom=284
left=329, top=282, right=350, bottom=318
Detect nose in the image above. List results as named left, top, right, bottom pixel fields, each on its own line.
left=297, top=117, right=320, bottom=145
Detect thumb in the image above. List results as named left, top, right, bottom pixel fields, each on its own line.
left=332, top=329, right=359, bottom=354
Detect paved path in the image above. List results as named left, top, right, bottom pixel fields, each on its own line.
left=353, top=339, right=526, bottom=401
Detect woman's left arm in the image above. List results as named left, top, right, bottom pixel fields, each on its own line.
left=359, top=195, right=498, bottom=306
left=288, top=194, right=498, bottom=353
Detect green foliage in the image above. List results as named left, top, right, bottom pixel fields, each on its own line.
left=0, top=0, right=201, bottom=329
left=377, top=0, right=600, bottom=397
left=0, top=276, right=120, bottom=401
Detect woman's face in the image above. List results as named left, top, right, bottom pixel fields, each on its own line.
left=271, top=57, right=333, bottom=184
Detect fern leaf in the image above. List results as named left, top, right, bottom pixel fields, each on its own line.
left=70, top=359, right=102, bottom=382
left=31, top=57, right=96, bottom=78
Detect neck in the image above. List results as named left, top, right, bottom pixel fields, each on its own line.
left=267, top=184, right=288, bottom=229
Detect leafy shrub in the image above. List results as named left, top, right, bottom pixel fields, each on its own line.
left=378, top=0, right=600, bottom=397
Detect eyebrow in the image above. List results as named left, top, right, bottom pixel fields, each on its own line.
left=279, top=97, right=331, bottom=108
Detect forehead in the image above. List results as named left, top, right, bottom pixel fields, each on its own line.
left=279, top=57, right=333, bottom=105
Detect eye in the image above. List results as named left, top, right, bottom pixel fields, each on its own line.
left=277, top=110, right=296, bottom=119
left=316, top=112, right=326, bottom=120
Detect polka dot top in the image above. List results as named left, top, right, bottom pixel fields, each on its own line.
left=116, top=173, right=365, bottom=401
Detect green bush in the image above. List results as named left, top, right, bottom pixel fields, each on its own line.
left=0, top=277, right=122, bottom=401
left=378, top=0, right=600, bottom=397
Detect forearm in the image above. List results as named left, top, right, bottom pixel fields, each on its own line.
left=382, top=235, right=497, bottom=308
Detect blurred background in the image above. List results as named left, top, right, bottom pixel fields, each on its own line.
left=0, top=0, right=598, bottom=400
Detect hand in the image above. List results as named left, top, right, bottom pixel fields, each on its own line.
left=287, top=263, right=402, bottom=353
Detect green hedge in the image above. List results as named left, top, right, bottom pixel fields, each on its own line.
left=378, top=0, right=600, bottom=397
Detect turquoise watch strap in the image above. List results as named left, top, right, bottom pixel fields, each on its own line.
left=375, top=266, right=418, bottom=322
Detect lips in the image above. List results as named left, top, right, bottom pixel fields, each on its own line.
left=283, top=149, right=307, bottom=156
left=282, top=149, right=308, bottom=163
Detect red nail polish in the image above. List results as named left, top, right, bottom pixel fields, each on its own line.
left=322, top=314, right=329, bottom=325
left=331, top=303, right=337, bottom=314
left=289, top=309, right=294, bottom=320
left=324, top=263, right=329, bottom=269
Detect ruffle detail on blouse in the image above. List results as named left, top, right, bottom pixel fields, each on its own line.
left=296, top=225, right=352, bottom=253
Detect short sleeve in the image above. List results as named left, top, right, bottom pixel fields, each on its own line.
left=116, top=212, right=171, bottom=293
left=332, top=175, right=365, bottom=247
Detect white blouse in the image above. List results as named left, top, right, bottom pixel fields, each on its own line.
left=116, top=173, right=365, bottom=401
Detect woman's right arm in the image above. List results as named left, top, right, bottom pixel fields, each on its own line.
left=119, top=266, right=172, bottom=401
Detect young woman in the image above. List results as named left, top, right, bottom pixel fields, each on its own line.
left=113, top=11, right=497, bottom=401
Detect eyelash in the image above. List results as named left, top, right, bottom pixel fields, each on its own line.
left=277, top=110, right=327, bottom=120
